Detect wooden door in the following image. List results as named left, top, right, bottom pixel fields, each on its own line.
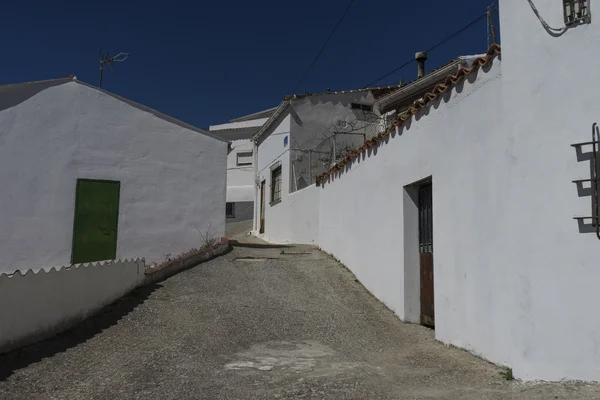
left=72, top=179, right=120, bottom=264
left=419, top=183, right=434, bottom=328
left=259, top=180, right=266, bottom=234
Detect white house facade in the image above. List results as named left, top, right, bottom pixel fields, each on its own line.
left=250, top=0, right=600, bottom=382
left=0, top=77, right=226, bottom=273
left=251, top=87, right=402, bottom=244
left=209, top=108, right=275, bottom=223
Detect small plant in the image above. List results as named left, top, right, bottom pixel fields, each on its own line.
left=500, top=367, right=514, bottom=381
left=194, top=222, right=217, bottom=251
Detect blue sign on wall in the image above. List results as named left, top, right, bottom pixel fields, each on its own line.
left=284, top=136, right=288, bottom=147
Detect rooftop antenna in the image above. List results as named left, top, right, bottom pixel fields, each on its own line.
left=98, top=50, right=129, bottom=88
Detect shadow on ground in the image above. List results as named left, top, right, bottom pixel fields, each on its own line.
left=0, top=283, right=161, bottom=381
left=229, top=239, right=292, bottom=249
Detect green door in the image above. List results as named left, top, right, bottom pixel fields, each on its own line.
left=71, top=179, right=120, bottom=264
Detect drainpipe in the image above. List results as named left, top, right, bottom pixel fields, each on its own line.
left=415, top=51, right=428, bottom=78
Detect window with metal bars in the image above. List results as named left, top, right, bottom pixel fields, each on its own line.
left=226, top=202, right=235, bottom=218
left=418, top=183, right=433, bottom=254
left=270, top=165, right=282, bottom=205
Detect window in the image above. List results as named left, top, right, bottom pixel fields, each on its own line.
left=270, top=165, right=282, bottom=205
left=226, top=202, right=235, bottom=218
left=236, top=151, right=253, bottom=166
left=351, top=103, right=373, bottom=112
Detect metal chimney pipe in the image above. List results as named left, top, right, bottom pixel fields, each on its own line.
left=415, top=51, right=428, bottom=78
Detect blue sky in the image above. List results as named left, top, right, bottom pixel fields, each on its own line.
left=0, top=1, right=499, bottom=130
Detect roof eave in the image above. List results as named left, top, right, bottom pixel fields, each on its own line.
left=251, top=100, right=290, bottom=142
left=374, top=60, right=463, bottom=112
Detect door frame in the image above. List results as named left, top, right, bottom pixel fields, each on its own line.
left=418, top=180, right=434, bottom=328
left=71, top=178, right=121, bottom=264
left=259, top=180, right=266, bottom=234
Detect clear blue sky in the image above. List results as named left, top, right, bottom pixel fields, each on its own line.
left=0, top=0, right=499, bottom=130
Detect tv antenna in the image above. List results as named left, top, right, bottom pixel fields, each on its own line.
left=98, top=50, right=129, bottom=88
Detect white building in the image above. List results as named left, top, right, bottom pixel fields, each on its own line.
left=209, top=108, right=275, bottom=223
left=251, top=87, right=401, bottom=243
left=0, top=76, right=226, bottom=273
left=252, top=0, right=600, bottom=382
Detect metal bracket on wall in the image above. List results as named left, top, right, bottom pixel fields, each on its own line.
left=571, top=122, right=600, bottom=239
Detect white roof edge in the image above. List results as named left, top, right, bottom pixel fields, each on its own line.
left=458, top=53, right=487, bottom=67
left=229, top=106, right=278, bottom=122
left=0, top=77, right=73, bottom=89
left=209, top=118, right=269, bottom=131
left=251, top=100, right=290, bottom=141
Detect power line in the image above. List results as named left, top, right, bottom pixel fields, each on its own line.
left=291, top=0, right=357, bottom=94
left=364, top=12, right=487, bottom=88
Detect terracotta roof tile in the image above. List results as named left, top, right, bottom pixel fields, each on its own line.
left=315, top=44, right=501, bottom=186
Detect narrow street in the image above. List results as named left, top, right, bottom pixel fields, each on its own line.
left=1, top=225, right=598, bottom=399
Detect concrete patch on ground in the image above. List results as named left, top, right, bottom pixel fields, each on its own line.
left=224, top=340, right=335, bottom=373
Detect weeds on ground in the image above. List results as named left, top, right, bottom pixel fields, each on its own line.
left=500, top=367, right=514, bottom=381
left=195, top=222, right=217, bottom=251
left=150, top=223, right=218, bottom=269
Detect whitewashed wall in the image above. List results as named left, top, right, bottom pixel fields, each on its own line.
left=0, top=81, right=226, bottom=273
left=259, top=185, right=319, bottom=244
left=319, top=40, right=600, bottom=381
left=492, top=0, right=600, bottom=381
left=254, top=115, right=291, bottom=238
left=227, top=138, right=255, bottom=202
left=319, top=60, right=508, bottom=371
left=0, top=259, right=145, bottom=353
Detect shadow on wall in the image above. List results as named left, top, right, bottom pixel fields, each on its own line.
left=0, top=283, right=161, bottom=381
left=573, top=144, right=600, bottom=234
left=0, top=78, right=71, bottom=112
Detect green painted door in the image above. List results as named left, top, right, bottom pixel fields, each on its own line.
left=72, top=179, right=120, bottom=264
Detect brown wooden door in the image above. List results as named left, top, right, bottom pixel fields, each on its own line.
left=419, top=183, right=434, bottom=328
left=259, top=180, right=266, bottom=234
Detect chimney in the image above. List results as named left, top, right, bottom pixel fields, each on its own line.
left=415, top=51, right=428, bottom=78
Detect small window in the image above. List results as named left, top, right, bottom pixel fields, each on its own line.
left=226, top=202, right=235, bottom=218
left=270, top=165, right=282, bottom=205
left=236, top=151, right=253, bottom=166
left=351, top=103, right=373, bottom=112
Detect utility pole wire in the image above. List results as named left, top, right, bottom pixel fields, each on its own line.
left=291, top=0, right=357, bottom=94
left=364, top=12, right=487, bottom=88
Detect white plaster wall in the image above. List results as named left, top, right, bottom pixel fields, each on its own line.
left=260, top=184, right=320, bottom=244
left=227, top=138, right=254, bottom=202
left=254, top=115, right=292, bottom=239
left=0, top=82, right=226, bottom=273
left=0, top=259, right=144, bottom=353
left=318, top=59, right=523, bottom=374
left=491, top=0, right=600, bottom=381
